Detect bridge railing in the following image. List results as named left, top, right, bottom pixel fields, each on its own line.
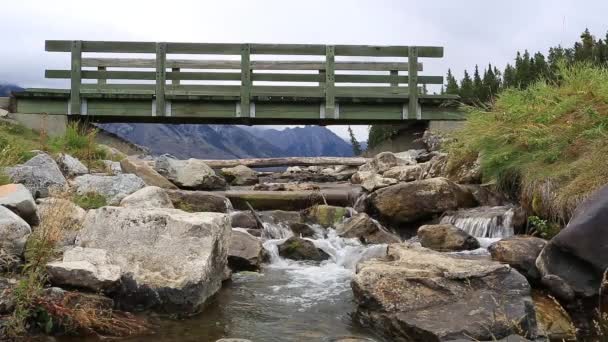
left=43, top=40, right=446, bottom=118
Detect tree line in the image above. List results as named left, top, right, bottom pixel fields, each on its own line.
left=444, top=28, right=608, bottom=104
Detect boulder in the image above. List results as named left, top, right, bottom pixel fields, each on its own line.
left=119, top=186, right=174, bottom=209
left=259, top=210, right=302, bottom=226
left=0, top=206, right=31, bottom=270
left=290, top=222, right=316, bottom=238
left=73, top=174, right=146, bottom=205
left=359, top=152, right=412, bottom=174
left=0, top=277, right=16, bottom=315
left=221, top=165, right=258, bottom=186
left=304, top=205, right=348, bottom=227
left=394, top=149, right=424, bottom=165
left=350, top=171, right=373, bottom=185
left=336, top=213, right=400, bottom=244
left=361, top=174, right=398, bottom=192
left=102, top=160, right=122, bottom=175
left=228, top=230, right=265, bottom=271
left=253, top=182, right=320, bottom=191
left=448, top=154, right=482, bottom=184
left=535, top=184, right=608, bottom=301
left=155, top=155, right=226, bottom=190
left=421, top=130, right=449, bottom=152
left=489, top=236, right=547, bottom=283
left=0, top=183, right=39, bottom=225
left=417, top=224, right=480, bottom=252
left=120, top=156, right=177, bottom=189
left=532, top=291, right=575, bottom=341
left=278, top=237, right=330, bottom=261
left=285, top=166, right=302, bottom=174
left=230, top=211, right=259, bottom=229
left=76, top=207, right=231, bottom=314
left=352, top=243, right=538, bottom=341
left=36, top=198, right=86, bottom=248
left=56, top=153, right=88, bottom=177
left=421, top=153, right=448, bottom=179
left=5, top=153, right=67, bottom=198
left=167, top=190, right=231, bottom=213
left=369, top=177, right=476, bottom=224
left=97, top=144, right=127, bottom=161
left=46, top=247, right=121, bottom=292
left=382, top=164, right=423, bottom=182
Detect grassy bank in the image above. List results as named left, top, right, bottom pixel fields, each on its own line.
left=447, top=63, right=608, bottom=224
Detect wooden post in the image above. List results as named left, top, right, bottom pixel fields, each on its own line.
left=325, top=45, right=336, bottom=119
left=97, top=66, right=106, bottom=85
left=171, top=67, right=180, bottom=86
left=408, top=46, right=419, bottom=119
left=155, top=42, right=167, bottom=116
left=70, top=40, right=82, bottom=115
left=390, top=70, right=399, bottom=88
left=240, top=44, right=251, bottom=117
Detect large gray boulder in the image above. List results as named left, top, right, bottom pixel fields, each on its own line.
left=361, top=173, right=398, bottom=192
left=167, top=190, right=231, bottom=213
left=352, top=243, right=538, bottom=341
left=36, top=198, right=86, bottom=249
left=336, top=213, right=400, bottom=244
left=221, top=165, right=258, bottom=186
left=72, top=174, right=146, bottom=205
left=75, top=207, right=231, bottom=314
left=369, top=177, right=476, bottom=225
left=155, top=155, right=226, bottom=190
left=536, top=184, right=608, bottom=301
left=56, top=153, right=88, bottom=177
left=489, top=236, right=547, bottom=283
left=359, top=152, right=413, bottom=174
left=228, top=230, right=265, bottom=271
left=5, top=153, right=67, bottom=198
left=119, top=186, right=174, bottom=209
left=417, top=224, right=480, bottom=252
left=0, top=184, right=39, bottom=225
left=0, top=206, right=31, bottom=271
left=46, top=247, right=121, bottom=292
left=120, top=156, right=177, bottom=189
left=382, top=164, right=423, bottom=182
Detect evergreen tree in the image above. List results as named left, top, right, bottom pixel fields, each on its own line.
left=473, top=65, right=483, bottom=100
left=503, top=64, right=516, bottom=88
left=445, top=69, right=459, bottom=94
left=533, top=52, right=549, bottom=81
left=482, top=64, right=499, bottom=101
left=575, top=28, right=595, bottom=62
left=459, top=70, right=474, bottom=103
left=348, top=126, right=362, bottom=155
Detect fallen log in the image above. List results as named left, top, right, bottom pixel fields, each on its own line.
left=199, top=157, right=370, bottom=169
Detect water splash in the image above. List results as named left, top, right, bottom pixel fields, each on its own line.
left=440, top=206, right=516, bottom=238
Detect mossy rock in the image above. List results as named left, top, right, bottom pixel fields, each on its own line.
left=304, top=205, right=348, bottom=227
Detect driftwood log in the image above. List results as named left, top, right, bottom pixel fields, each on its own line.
left=199, top=157, right=370, bottom=169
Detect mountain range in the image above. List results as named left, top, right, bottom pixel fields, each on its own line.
left=98, top=123, right=355, bottom=159
left=0, top=84, right=23, bottom=96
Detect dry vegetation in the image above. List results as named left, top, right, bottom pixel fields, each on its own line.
left=447, top=62, right=608, bottom=225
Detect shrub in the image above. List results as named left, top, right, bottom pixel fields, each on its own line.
left=72, top=192, right=107, bottom=210
left=49, top=123, right=107, bottom=163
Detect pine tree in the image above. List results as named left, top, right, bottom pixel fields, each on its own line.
left=459, top=70, right=474, bottom=103
left=473, top=65, right=483, bottom=101
left=503, top=64, right=516, bottom=88
left=533, top=52, right=549, bottom=81
left=348, top=126, right=362, bottom=155
left=445, top=69, right=459, bottom=94
left=575, top=28, right=595, bottom=62
left=481, top=64, right=499, bottom=101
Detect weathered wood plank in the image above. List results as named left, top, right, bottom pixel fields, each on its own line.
left=155, top=43, right=167, bottom=116
left=240, top=44, right=251, bottom=117
left=408, top=46, right=419, bottom=119
left=325, top=46, right=336, bottom=118
left=251, top=44, right=325, bottom=55
left=171, top=68, right=180, bottom=86
left=70, top=41, right=82, bottom=115
left=97, top=66, right=106, bottom=85
left=335, top=45, right=443, bottom=57
left=198, top=156, right=370, bottom=169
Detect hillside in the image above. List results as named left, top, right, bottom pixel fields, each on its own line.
left=0, top=84, right=23, bottom=96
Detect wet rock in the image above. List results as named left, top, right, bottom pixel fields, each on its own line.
left=290, top=222, right=316, bottom=238
left=532, top=291, right=575, bottom=341
left=230, top=211, right=258, bottom=229
left=0, top=277, right=16, bottom=315
left=0, top=206, right=31, bottom=271
left=76, top=207, right=231, bottom=314
left=535, top=184, right=608, bottom=301
left=4, top=153, right=67, bottom=198
left=382, top=164, right=423, bottom=182
left=361, top=174, right=397, bottom=192
left=228, top=230, right=264, bottom=271
left=46, top=247, right=121, bottom=292
left=0, top=183, right=39, bottom=225
left=420, top=152, right=448, bottom=179
left=336, top=213, right=400, bottom=244
left=369, top=177, right=476, bottom=225
left=245, top=229, right=262, bottom=237
left=120, top=186, right=174, bottom=209
left=278, top=237, right=330, bottom=261
left=304, top=205, right=348, bottom=227
left=225, top=190, right=350, bottom=211
left=352, top=243, right=538, bottom=341
left=448, top=153, right=482, bottom=184
left=441, top=206, right=524, bottom=238
left=359, top=152, right=413, bottom=174
left=57, top=153, right=88, bottom=177
left=417, top=224, right=480, bottom=252
left=120, top=156, right=177, bottom=189
left=155, top=155, right=226, bottom=190
left=461, top=183, right=508, bottom=207
left=73, top=173, right=146, bottom=205
left=167, top=190, right=230, bottom=213
left=259, top=210, right=302, bottom=226
left=489, top=236, right=547, bottom=283
left=221, top=165, right=258, bottom=186
left=253, top=182, right=320, bottom=191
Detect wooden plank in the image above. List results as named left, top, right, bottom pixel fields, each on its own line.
left=166, top=42, right=241, bottom=54
left=251, top=86, right=324, bottom=98
left=255, top=103, right=319, bottom=119
left=198, top=156, right=370, bottom=169
left=87, top=99, right=152, bottom=116
left=335, top=74, right=442, bottom=84
left=155, top=43, right=167, bottom=116
left=16, top=98, right=68, bottom=114
left=97, top=66, right=107, bottom=85
left=251, top=44, right=325, bottom=55
left=70, top=40, right=82, bottom=115
left=335, top=45, right=443, bottom=57
left=171, top=101, right=235, bottom=118
left=340, top=104, right=402, bottom=120
left=47, top=40, right=156, bottom=53
left=252, top=73, right=321, bottom=83
left=171, top=68, right=180, bottom=86
left=240, top=44, right=251, bottom=117
left=408, top=46, right=419, bottom=119
left=325, top=45, right=336, bottom=118
left=390, top=70, right=399, bottom=87
left=82, top=58, right=423, bottom=71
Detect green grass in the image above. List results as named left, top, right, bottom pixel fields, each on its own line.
left=447, top=62, right=608, bottom=223
left=72, top=192, right=107, bottom=210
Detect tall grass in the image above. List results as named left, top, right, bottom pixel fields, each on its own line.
left=447, top=62, right=608, bottom=224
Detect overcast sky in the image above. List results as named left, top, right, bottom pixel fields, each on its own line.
left=2, top=0, right=608, bottom=140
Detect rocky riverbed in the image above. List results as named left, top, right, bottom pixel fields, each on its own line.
left=1, top=130, right=603, bottom=341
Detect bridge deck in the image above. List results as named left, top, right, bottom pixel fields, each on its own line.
left=12, top=40, right=464, bottom=124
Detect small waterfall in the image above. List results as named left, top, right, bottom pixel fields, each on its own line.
left=261, top=222, right=293, bottom=240
left=440, top=206, right=516, bottom=239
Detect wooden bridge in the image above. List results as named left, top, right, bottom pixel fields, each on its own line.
left=11, top=40, right=463, bottom=125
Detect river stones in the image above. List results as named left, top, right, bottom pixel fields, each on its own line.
left=417, top=224, right=480, bottom=252
left=228, top=230, right=265, bottom=272
left=46, top=247, right=121, bottom=292
left=0, top=183, right=39, bottom=226
left=230, top=211, right=259, bottom=229
left=56, top=153, right=88, bottom=177
left=382, top=164, right=423, bottom=182
left=75, top=207, right=231, bottom=314
left=278, top=237, right=330, bottom=261
left=359, top=152, right=413, bottom=174
left=304, top=205, right=348, bottom=227
left=4, top=153, right=67, bottom=198
left=155, top=155, right=226, bottom=190
left=532, top=291, right=575, bottom=340
left=352, top=243, right=538, bottom=341
left=120, top=156, right=177, bottom=189
left=289, top=222, right=316, bottom=238
left=489, top=236, right=547, bottom=283
left=72, top=174, right=146, bottom=205
left=336, top=213, right=400, bottom=245
left=119, top=186, right=174, bottom=209
left=221, top=165, right=258, bottom=186
left=167, top=190, right=231, bottom=213
left=369, top=177, right=476, bottom=225
left=0, top=206, right=31, bottom=271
